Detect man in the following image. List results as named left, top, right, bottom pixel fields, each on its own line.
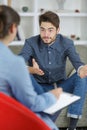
left=19, top=11, right=87, bottom=130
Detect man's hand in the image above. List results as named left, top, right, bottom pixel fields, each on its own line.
left=79, top=65, right=87, bottom=78
left=29, top=58, right=44, bottom=75
left=50, top=87, right=63, bottom=99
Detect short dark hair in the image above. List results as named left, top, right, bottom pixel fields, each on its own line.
left=39, top=11, right=60, bottom=29
left=0, top=5, right=20, bottom=38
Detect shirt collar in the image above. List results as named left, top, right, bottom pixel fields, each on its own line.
left=39, top=34, right=61, bottom=51
left=49, top=35, right=60, bottom=49
left=39, top=37, right=48, bottom=51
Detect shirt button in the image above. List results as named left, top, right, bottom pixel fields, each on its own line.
left=49, top=72, right=51, bottom=74
left=49, top=79, right=51, bottom=83
left=48, top=51, right=51, bottom=54
left=49, top=62, right=51, bottom=64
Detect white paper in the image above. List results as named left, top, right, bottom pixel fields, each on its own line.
left=44, top=92, right=80, bottom=114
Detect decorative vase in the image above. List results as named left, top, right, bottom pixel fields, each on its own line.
left=22, top=6, right=29, bottom=12
left=56, top=0, right=66, bottom=10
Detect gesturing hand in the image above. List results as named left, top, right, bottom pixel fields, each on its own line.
left=32, top=58, right=44, bottom=75
left=79, top=65, right=87, bottom=78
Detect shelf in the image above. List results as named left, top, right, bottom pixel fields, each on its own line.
left=19, top=12, right=36, bottom=17
left=19, top=11, right=87, bottom=17
left=74, top=40, right=87, bottom=45
left=3, top=0, right=87, bottom=46
left=8, top=40, right=87, bottom=46
left=58, top=12, right=87, bottom=17
left=9, top=41, right=25, bottom=46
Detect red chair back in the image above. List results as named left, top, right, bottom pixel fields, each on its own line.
left=0, top=92, right=51, bottom=130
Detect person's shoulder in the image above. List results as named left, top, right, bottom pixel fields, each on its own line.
left=14, top=54, right=25, bottom=65
left=58, top=34, right=73, bottom=43
left=58, top=34, right=74, bottom=47
left=25, top=35, right=40, bottom=44
left=1, top=48, right=25, bottom=72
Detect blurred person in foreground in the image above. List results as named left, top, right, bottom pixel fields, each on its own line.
left=0, top=5, right=64, bottom=130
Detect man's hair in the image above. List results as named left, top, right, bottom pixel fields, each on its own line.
left=0, top=5, right=20, bottom=38
left=39, top=11, right=60, bottom=29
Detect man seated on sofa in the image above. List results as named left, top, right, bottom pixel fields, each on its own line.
left=19, top=11, right=87, bottom=130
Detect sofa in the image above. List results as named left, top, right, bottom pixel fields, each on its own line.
left=9, top=44, right=87, bottom=128
left=55, top=45, right=87, bottom=128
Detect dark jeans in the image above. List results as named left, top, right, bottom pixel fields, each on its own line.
left=30, top=73, right=87, bottom=120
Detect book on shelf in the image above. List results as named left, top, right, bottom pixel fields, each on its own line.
left=43, top=92, right=80, bottom=114
left=16, top=25, right=25, bottom=41
left=14, top=31, right=21, bottom=41
left=0, top=0, right=7, bottom=5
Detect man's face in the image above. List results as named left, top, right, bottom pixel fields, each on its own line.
left=40, top=22, right=59, bottom=44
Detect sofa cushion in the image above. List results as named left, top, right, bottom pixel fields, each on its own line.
left=66, top=45, right=87, bottom=77
left=69, top=69, right=76, bottom=77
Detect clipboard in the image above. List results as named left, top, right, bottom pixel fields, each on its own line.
left=43, top=92, right=80, bottom=114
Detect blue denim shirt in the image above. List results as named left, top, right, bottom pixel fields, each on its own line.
left=0, top=42, right=58, bottom=130
left=19, top=34, right=84, bottom=84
